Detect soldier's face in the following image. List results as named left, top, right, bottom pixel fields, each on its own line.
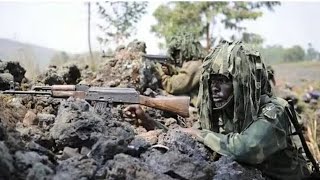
left=210, top=74, right=233, bottom=108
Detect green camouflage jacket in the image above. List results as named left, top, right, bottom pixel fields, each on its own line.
left=195, top=41, right=310, bottom=179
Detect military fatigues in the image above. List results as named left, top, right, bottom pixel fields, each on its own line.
left=159, top=32, right=205, bottom=107
left=196, top=41, right=310, bottom=180
left=158, top=60, right=202, bottom=106
left=195, top=96, right=310, bottom=179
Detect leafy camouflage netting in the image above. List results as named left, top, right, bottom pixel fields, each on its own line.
left=166, top=32, right=205, bottom=66
left=197, top=40, right=272, bottom=132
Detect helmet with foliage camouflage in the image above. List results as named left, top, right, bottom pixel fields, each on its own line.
left=197, top=40, right=272, bottom=132
left=167, top=32, right=205, bottom=66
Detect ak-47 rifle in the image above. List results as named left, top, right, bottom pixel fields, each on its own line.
left=286, top=100, right=320, bottom=178
left=2, top=84, right=190, bottom=118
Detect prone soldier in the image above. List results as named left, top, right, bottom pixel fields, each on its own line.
left=124, top=41, right=316, bottom=179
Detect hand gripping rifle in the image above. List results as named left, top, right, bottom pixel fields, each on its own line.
left=2, top=84, right=190, bottom=118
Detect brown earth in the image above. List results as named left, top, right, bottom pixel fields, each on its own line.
left=273, top=61, right=320, bottom=89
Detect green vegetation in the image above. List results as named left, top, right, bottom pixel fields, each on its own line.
left=259, top=43, right=320, bottom=64
left=151, top=1, right=280, bottom=49
left=96, top=2, right=148, bottom=46
left=306, top=43, right=320, bottom=61
left=283, top=45, right=305, bottom=62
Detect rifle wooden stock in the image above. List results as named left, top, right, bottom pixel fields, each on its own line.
left=44, top=89, right=191, bottom=117
left=139, top=95, right=190, bottom=118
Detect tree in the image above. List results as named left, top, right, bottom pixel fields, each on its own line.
left=259, top=45, right=285, bottom=64
left=283, top=45, right=305, bottom=62
left=88, top=2, right=93, bottom=60
left=306, top=43, right=320, bottom=61
left=234, top=32, right=264, bottom=50
left=96, top=1, right=148, bottom=47
left=238, top=32, right=264, bottom=45
left=152, top=2, right=280, bottom=49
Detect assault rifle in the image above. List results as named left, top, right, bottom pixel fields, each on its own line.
left=286, top=100, right=320, bottom=178
left=2, top=84, right=190, bottom=118
left=142, top=54, right=176, bottom=66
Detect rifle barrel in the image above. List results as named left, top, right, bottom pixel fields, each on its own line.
left=142, top=54, right=170, bottom=60
left=32, top=85, right=77, bottom=91
left=2, top=90, right=52, bottom=95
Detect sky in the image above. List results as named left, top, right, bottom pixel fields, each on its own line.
left=0, top=1, right=320, bottom=54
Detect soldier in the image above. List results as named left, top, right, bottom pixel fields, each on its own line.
left=124, top=41, right=312, bottom=179
left=157, top=32, right=205, bottom=107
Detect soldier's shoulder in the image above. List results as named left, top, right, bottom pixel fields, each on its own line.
left=184, top=59, right=202, bottom=66
left=183, top=60, right=203, bottom=70
left=260, top=97, right=288, bottom=120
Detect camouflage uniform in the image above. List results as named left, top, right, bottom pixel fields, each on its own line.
left=195, top=41, right=310, bottom=179
left=158, top=32, right=205, bottom=106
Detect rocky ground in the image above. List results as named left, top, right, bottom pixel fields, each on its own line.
left=0, top=96, right=265, bottom=180
left=4, top=41, right=320, bottom=180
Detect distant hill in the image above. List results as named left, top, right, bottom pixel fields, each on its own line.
left=0, top=38, right=61, bottom=68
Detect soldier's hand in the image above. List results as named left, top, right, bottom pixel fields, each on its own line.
left=179, top=128, right=200, bottom=138
left=123, top=105, right=147, bottom=120
left=161, top=64, right=170, bottom=75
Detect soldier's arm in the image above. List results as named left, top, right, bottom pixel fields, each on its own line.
left=198, top=104, right=289, bottom=165
left=160, top=61, right=201, bottom=94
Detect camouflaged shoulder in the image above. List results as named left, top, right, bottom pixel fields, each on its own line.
left=260, top=97, right=288, bottom=120
left=243, top=46, right=261, bottom=57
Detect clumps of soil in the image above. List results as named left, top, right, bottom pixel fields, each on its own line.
left=0, top=97, right=265, bottom=180
left=36, top=63, right=81, bottom=85
left=81, top=40, right=161, bottom=94
left=0, top=60, right=28, bottom=90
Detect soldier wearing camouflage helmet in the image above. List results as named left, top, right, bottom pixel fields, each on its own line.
left=157, top=32, right=205, bottom=106
left=124, top=41, right=311, bottom=179
left=183, top=40, right=311, bottom=179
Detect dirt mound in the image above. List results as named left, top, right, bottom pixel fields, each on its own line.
left=36, top=64, right=81, bottom=85
left=0, top=60, right=26, bottom=83
left=83, top=41, right=161, bottom=94
left=0, top=60, right=27, bottom=90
